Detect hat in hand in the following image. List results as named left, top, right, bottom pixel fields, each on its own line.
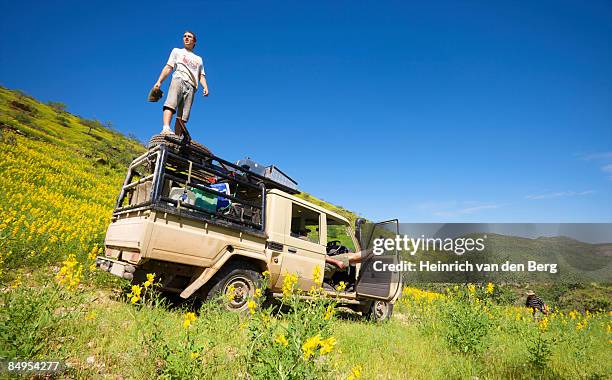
left=148, top=87, right=163, bottom=102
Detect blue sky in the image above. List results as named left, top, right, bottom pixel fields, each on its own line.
left=1, top=1, right=611, bottom=222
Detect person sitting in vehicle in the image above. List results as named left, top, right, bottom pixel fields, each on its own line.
left=324, top=249, right=364, bottom=288
left=298, top=228, right=310, bottom=240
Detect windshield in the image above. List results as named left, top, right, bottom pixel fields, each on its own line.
left=326, top=216, right=356, bottom=251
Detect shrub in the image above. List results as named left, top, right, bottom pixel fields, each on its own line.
left=526, top=324, right=553, bottom=371
left=243, top=270, right=340, bottom=379
left=440, top=288, right=492, bottom=354
left=14, top=112, right=33, bottom=126
left=56, top=115, right=70, bottom=127
left=47, top=101, right=67, bottom=113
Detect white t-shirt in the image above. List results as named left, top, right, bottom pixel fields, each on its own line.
left=166, top=48, right=205, bottom=89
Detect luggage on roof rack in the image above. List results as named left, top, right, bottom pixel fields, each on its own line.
left=236, top=157, right=298, bottom=192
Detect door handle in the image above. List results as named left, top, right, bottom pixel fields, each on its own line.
left=288, top=248, right=297, bottom=253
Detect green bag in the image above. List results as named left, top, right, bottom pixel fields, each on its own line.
left=191, top=187, right=217, bottom=213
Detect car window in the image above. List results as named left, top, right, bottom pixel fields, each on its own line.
left=290, top=203, right=320, bottom=244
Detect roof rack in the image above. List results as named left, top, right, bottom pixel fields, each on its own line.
left=112, top=141, right=298, bottom=237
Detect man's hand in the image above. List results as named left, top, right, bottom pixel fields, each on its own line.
left=325, top=257, right=347, bottom=270
left=154, top=82, right=161, bottom=89
left=203, top=87, right=209, bottom=97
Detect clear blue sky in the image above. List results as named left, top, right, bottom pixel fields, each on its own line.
left=1, top=1, right=611, bottom=222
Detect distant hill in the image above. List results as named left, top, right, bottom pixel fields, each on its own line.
left=402, top=233, right=611, bottom=284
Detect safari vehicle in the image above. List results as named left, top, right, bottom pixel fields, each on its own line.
left=97, top=136, right=401, bottom=320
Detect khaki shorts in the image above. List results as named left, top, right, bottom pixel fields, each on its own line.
left=324, top=253, right=351, bottom=280
left=163, top=77, right=195, bottom=122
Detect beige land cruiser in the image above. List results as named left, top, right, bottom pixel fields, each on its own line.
left=97, top=137, right=401, bottom=320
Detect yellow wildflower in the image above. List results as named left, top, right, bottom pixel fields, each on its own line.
left=226, top=284, right=236, bottom=302
left=282, top=272, right=299, bottom=297
left=309, top=285, right=321, bottom=297
left=302, top=334, right=321, bottom=359
left=274, top=334, right=289, bottom=347
left=146, top=273, right=155, bottom=283
left=336, top=281, right=347, bottom=292
left=348, top=365, right=363, bottom=380
left=312, top=265, right=322, bottom=285
left=190, top=352, right=199, bottom=359
left=324, top=305, right=334, bottom=320
left=56, top=254, right=83, bottom=291
left=85, top=311, right=97, bottom=321
left=11, top=276, right=22, bottom=289
left=538, top=317, right=549, bottom=332
left=183, top=312, right=197, bottom=329
left=319, top=336, right=337, bottom=355
left=254, top=288, right=262, bottom=298
left=87, top=245, right=99, bottom=260
left=247, top=299, right=257, bottom=315
left=486, top=282, right=494, bottom=295
left=467, top=283, right=476, bottom=295
left=127, top=284, right=142, bottom=304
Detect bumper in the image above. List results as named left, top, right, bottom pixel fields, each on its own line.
left=96, top=256, right=137, bottom=280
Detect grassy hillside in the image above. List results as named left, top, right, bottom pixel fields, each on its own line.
left=1, top=87, right=611, bottom=379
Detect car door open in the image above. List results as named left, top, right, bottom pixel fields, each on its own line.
left=355, top=219, right=402, bottom=301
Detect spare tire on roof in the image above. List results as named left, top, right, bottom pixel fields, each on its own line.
left=147, top=134, right=213, bottom=156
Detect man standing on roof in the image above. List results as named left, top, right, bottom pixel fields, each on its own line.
left=152, top=31, right=209, bottom=136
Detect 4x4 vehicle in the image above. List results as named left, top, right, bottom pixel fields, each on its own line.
left=97, top=137, right=401, bottom=320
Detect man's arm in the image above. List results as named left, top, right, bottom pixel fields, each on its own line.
left=200, top=74, right=209, bottom=96
left=325, top=256, right=347, bottom=269
left=154, top=65, right=173, bottom=89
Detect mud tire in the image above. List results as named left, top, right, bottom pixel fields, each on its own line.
left=366, top=300, right=394, bottom=322
left=205, top=262, right=263, bottom=312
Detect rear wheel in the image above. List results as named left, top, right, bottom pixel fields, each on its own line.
left=205, top=262, right=263, bottom=312
left=366, top=300, right=394, bottom=322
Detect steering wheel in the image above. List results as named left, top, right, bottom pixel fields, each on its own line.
left=327, top=240, right=349, bottom=255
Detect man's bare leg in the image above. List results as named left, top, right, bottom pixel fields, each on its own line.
left=161, top=108, right=174, bottom=134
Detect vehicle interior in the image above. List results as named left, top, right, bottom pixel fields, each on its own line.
left=325, top=215, right=358, bottom=290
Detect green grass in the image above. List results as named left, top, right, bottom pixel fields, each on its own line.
left=3, top=275, right=611, bottom=379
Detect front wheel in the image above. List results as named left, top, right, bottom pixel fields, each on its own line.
left=205, top=263, right=263, bottom=312
left=366, top=300, right=394, bottom=322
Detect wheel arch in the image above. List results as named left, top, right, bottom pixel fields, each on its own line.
left=179, top=247, right=267, bottom=299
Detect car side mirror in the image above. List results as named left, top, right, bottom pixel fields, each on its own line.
left=355, top=218, right=366, bottom=248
